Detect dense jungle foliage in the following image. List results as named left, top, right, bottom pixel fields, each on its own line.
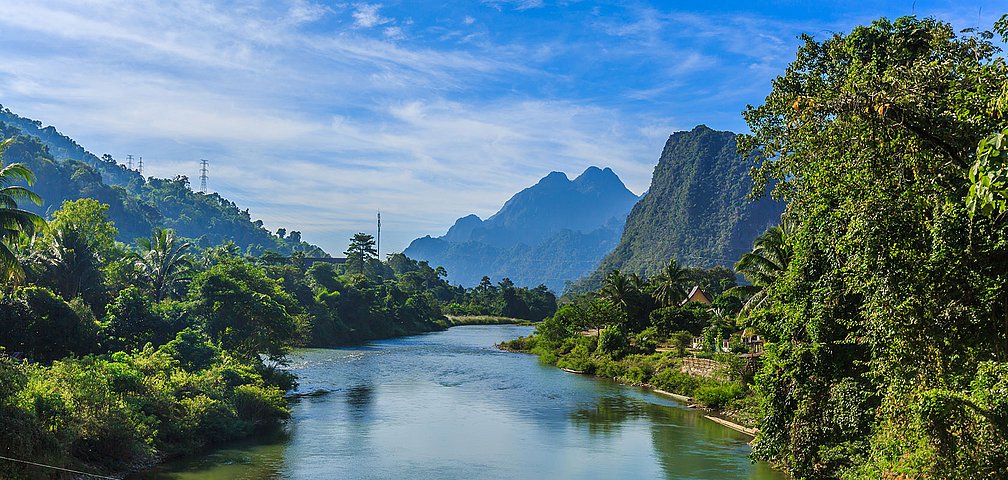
left=735, top=15, right=1008, bottom=479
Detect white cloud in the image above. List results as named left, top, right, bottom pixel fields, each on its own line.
left=352, top=3, right=392, bottom=28
left=384, top=26, right=405, bottom=39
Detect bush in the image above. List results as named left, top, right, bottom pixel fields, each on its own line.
left=596, top=324, right=628, bottom=358
left=693, top=381, right=744, bottom=410
left=232, top=384, right=289, bottom=426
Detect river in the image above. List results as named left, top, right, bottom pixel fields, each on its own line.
left=130, top=325, right=784, bottom=479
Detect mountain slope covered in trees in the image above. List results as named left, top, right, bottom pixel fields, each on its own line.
left=570, top=125, right=782, bottom=293
left=0, top=106, right=324, bottom=255
left=405, top=167, right=638, bottom=292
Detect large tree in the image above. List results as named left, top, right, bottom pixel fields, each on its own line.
left=741, top=15, right=1008, bottom=478
left=0, top=138, right=45, bottom=284
left=344, top=232, right=377, bottom=275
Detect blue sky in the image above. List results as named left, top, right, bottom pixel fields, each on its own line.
left=0, top=1, right=1003, bottom=255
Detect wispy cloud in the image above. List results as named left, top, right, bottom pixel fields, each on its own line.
left=0, top=0, right=997, bottom=254
left=352, top=3, right=392, bottom=28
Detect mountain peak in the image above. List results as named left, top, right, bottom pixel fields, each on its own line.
left=573, top=165, right=630, bottom=194
left=538, top=171, right=570, bottom=185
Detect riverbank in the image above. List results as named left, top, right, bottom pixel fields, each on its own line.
left=497, top=334, right=762, bottom=430
left=444, top=315, right=533, bottom=326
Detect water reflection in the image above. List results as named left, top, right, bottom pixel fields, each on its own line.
left=570, top=395, right=641, bottom=436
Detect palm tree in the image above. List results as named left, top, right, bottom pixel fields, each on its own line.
left=728, top=221, right=793, bottom=314
left=135, top=228, right=193, bottom=301
left=599, top=269, right=634, bottom=312
left=651, top=259, right=690, bottom=307
left=0, top=138, right=46, bottom=284
left=36, top=226, right=103, bottom=300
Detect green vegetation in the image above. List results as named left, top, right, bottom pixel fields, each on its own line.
left=569, top=125, right=783, bottom=294
left=0, top=146, right=554, bottom=476
left=445, top=315, right=531, bottom=326
left=441, top=275, right=557, bottom=321
left=733, top=15, right=1008, bottom=479
left=501, top=263, right=757, bottom=418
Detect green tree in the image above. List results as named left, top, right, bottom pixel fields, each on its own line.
left=190, top=259, right=297, bottom=363
left=0, top=137, right=45, bottom=284
left=726, top=222, right=791, bottom=315
left=651, top=259, right=690, bottom=307
left=344, top=232, right=377, bottom=275
left=47, top=198, right=118, bottom=262
left=135, top=228, right=193, bottom=301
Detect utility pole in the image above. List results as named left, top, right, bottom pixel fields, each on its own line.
left=376, top=210, right=381, bottom=259
left=200, top=159, right=209, bottom=193
left=126, top=154, right=134, bottom=170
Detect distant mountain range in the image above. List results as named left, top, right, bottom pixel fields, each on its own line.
left=568, top=125, right=783, bottom=293
left=405, top=166, right=639, bottom=292
left=0, top=105, right=326, bottom=256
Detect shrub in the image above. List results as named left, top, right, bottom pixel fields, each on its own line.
left=596, top=324, right=628, bottom=358
left=694, top=381, right=744, bottom=410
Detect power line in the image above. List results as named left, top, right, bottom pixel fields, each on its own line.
left=199, top=159, right=209, bottom=193
left=0, top=454, right=118, bottom=479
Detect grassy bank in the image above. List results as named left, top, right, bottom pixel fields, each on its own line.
left=499, top=334, right=761, bottom=428
left=445, top=315, right=533, bottom=326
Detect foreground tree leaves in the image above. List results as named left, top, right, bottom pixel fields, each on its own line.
left=741, top=15, right=1008, bottom=479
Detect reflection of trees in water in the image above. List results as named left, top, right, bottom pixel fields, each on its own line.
left=571, top=394, right=778, bottom=480
left=647, top=405, right=780, bottom=480
left=346, top=384, right=375, bottom=421
left=570, top=395, right=644, bottom=436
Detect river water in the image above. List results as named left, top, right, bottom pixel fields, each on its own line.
left=131, top=325, right=784, bottom=479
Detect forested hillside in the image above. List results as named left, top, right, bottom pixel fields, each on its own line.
left=405, top=167, right=638, bottom=292
left=0, top=108, right=323, bottom=255
left=570, top=125, right=782, bottom=293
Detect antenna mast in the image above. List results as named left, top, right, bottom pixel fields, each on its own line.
left=377, top=210, right=381, bottom=259
left=199, top=159, right=209, bottom=193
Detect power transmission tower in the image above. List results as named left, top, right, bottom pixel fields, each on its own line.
left=126, top=154, right=134, bottom=170
left=137, top=156, right=143, bottom=175
left=199, top=159, right=209, bottom=193
left=377, top=210, right=381, bottom=259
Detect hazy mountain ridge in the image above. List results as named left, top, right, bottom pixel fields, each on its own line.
left=568, top=125, right=783, bottom=293
left=0, top=108, right=326, bottom=256
left=405, top=167, right=638, bottom=292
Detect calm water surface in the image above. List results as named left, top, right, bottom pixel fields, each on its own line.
left=132, top=325, right=784, bottom=480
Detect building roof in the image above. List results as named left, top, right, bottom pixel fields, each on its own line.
left=680, top=285, right=712, bottom=306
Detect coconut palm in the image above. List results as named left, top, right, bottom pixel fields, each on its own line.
left=651, top=259, right=690, bottom=307
left=599, top=269, right=634, bottom=312
left=728, top=221, right=794, bottom=314
left=135, top=228, right=193, bottom=301
left=36, top=225, right=103, bottom=301
left=0, top=138, right=46, bottom=284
